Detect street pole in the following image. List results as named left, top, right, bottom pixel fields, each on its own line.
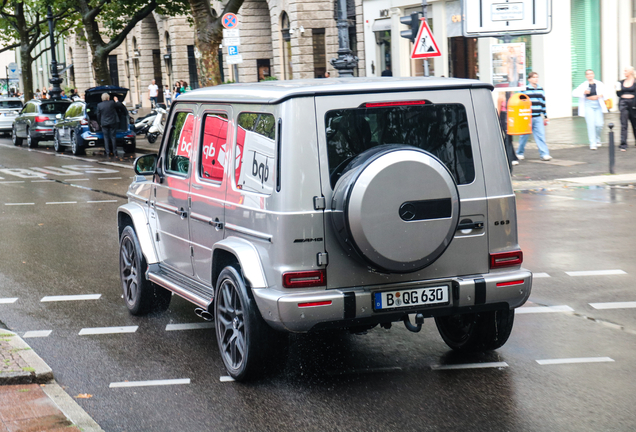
left=330, top=0, right=358, bottom=77
left=609, top=123, right=615, bottom=174
left=46, top=6, right=63, bottom=100
left=422, top=0, right=429, bottom=77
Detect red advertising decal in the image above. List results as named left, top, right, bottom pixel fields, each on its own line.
left=201, top=115, right=229, bottom=182
left=176, top=113, right=195, bottom=158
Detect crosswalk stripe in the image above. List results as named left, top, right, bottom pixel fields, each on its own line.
left=565, top=270, right=626, bottom=277
left=536, top=357, right=614, bottom=365
left=589, top=301, right=636, bottom=310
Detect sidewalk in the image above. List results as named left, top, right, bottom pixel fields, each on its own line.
left=0, top=328, right=103, bottom=432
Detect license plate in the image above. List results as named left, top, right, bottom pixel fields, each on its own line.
left=373, top=285, right=450, bottom=311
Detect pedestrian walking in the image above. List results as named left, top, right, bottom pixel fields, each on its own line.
left=616, top=66, right=636, bottom=151
left=34, top=89, right=41, bottom=99
left=572, top=69, right=608, bottom=150
left=516, top=72, right=552, bottom=161
left=497, top=92, right=519, bottom=170
left=148, top=79, right=159, bottom=108
left=381, top=66, right=393, bottom=77
left=41, top=88, right=47, bottom=99
left=96, top=93, right=122, bottom=157
left=164, top=85, right=172, bottom=107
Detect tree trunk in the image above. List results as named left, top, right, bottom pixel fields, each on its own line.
left=195, top=34, right=223, bottom=87
left=92, top=49, right=111, bottom=86
left=19, top=50, right=34, bottom=101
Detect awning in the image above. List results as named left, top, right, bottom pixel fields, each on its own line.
left=372, top=18, right=392, bottom=32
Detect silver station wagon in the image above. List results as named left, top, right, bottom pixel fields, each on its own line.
left=118, top=78, right=532, bottom=380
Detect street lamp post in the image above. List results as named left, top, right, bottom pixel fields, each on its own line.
left=46, top=6, right=63, bottom=100
left=330, top=0, right=358, bottom=77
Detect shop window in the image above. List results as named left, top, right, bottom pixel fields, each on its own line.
left=235, top=113, right=276, bottom=194
left=165, top=112, right=194, bottom=176
left=257, top=59, right=271, bottom=81
left=312, top=29, right=326, bottom=78
left=281, top=12, right=293, bottom=80
left=200, top=113, right=229, bottom=182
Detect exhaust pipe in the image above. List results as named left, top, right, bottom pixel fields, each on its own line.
left=194, top=308, right=214, bottom=322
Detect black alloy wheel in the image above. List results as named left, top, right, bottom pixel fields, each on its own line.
left=12, top=126, right=22, bottom=146
left=119, top=225, right=171, bottom=315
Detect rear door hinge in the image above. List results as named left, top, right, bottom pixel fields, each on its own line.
left=156, top=232, right=160, bottom=242
left=190, top=246, right=194, bottom=257
left=313, top=196, right=326, bottom=210
left=317, top=252, right=329, bottom=266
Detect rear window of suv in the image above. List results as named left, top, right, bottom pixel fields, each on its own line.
left=325, top=103, right=475, bottom=187
left=0, top=100, right=22, bottom=109
left=40, top=102, right=71, bottom=114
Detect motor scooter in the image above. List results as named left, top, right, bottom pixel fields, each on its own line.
left=146, top=106, right=166, bottom=144
left=134, top=110, right=157, bottom=137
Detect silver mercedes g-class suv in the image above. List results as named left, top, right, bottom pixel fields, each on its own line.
left=118, top=78, right=532, bottom=380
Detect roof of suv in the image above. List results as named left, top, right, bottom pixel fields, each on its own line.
left=176, top=77, right=494, bottom=105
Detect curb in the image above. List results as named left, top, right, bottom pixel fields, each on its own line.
left=0, top=330, right=53, bottom=384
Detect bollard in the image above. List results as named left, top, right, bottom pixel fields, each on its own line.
left=609, top=123, right=615, bottom=175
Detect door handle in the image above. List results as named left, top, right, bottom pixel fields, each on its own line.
left=457, top=220, right=484, bottom=231
left=177, top=207, right=188, bottom=219
left=192, top=184, right=203, bottom=190
left=210, top=218, right=224, bottom=230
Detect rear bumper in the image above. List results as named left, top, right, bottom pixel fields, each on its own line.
left=252, top=269, right=533, bottom=333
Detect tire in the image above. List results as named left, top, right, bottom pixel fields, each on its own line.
left=12, top=126, right=22, bottom=146
left=53, top=130, right=64, bottom=153
left=119, top=225, right=171, bottom=315
left=435, top=309, right=515, bottom=352
left=214, top=266, right=287, bottom=381
left=27, top=128, right=39, bottom=148
left=123, top=139, right=136, bottom=154
left=70, top=131, right=85, bottom=155
left=147, top=133, right=158, bottom=144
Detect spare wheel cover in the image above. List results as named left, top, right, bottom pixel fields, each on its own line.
left=343, top=148, right=460, bottom=273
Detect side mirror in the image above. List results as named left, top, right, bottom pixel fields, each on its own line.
left=134, top=154, right=158, bottom=176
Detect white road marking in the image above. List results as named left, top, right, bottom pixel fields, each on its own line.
left=590, top=301, right=636, bottom=310
left=431, top=362, right=509, bottom=370
left=79, top=326, right=138, bottom=335
left=87, top=200, right=119, bottom=203
left=220, top=376, right=235, bottom=383
left=41, top=294, right=101, bottom=302
left=31, top=179, right=54, bottom=183
left=101, top=162, right=133, bottom=169
left=45, top=201, right=77, bottom=205
left=327, top=366, right=404, bottom=376
left=565, top=270, right=626, bottom=277
left=516, top=305, right=574, bottom=314
left=533, top=273, right=551, bottom=278
left=98, top=177, right=122, bottom=180
left=5, top=203, right=35, bottom=206
left=109, top=378, right=190, bottom=388
left=23, top=330, right=52, bottom=338
left=0, top=181, right=25, bottom=184
left=536, top=357, right=615, bottom=366
left=165, top=323, right=215, bottom=331
left=0, top=298, right=18, bottom=304
left=69, top=178, right=90, bottom=181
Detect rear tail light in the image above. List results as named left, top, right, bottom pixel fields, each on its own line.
left=490, top=251, right=523, bottom=269
left=80, top=119, right=89, bottom=125
left=282, top=270, right=326, bottom=288
left=35, top=116, right=49, bottom=122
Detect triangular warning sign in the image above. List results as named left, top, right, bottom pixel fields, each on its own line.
left=411, top=19, right=441, bottom=59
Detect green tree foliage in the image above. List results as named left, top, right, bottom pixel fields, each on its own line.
left=0, top=0, right=77, bottom=100
left=67, top=0, right=189, bottom=86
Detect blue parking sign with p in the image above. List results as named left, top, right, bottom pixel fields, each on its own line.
left=228, top=46, right=239, bottom=56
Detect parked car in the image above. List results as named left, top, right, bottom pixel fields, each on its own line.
left=0, top=97, right=23, bottom=136
left=118, top=78, right=532, bottom=381
left=53, top=85, right=136, bottom=155
left=12, top=98, right=71, bottom=147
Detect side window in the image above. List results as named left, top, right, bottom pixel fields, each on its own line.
left=165, top=112, right=194, bottom=176
left=199, top=113, right=229, bottom=182
left=25, top=103, right=34, bottom=114
left=66, top=104, right=77, bottom=117
left=235, top=112, right=275, bottom=194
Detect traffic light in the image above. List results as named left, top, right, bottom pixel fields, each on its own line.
left=400, top=12, right=421, bottom=43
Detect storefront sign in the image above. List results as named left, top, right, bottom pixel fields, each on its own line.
left=491, top=43, right=526, bottom=91
left=446, top=1, right=463, bottom=37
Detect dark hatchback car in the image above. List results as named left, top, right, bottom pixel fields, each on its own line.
left=12, top=99, right=71, bottom=148
left=53, top=86, right=136, bottom=155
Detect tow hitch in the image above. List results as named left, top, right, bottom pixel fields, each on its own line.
left=403, top=313, right=425, bottom=332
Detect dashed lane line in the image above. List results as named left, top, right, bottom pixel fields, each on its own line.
left=0, top=181, right=25, bottom=184
left=98, top=177, right=122, bottom=180
left=5, top=203, right=35, bottom=206
left=165, top=323, right=215, bottom=331
left=23, top=330, right=52, bottom=338
left=79, top=326, right=138, bottom=335
left=87, top=200, right=119, bottom=203
left=533, top=273, right=551, bottom=278
left=31, top=179, right=55, bottom=183
left=590, top=301, right=636, bottom=310
left=220, top=376, right=235, bottom=383
left=45, top=201, right=77, bottom=205
left=0, top=298, right=18, bottom=304
left=431, top=362, right=509, bottom=370
left=516, top=305, right=574, bottom=314
left=41, top=294, right=101, bottom=302
left=109, top=378, right=190, bottom=388
left=565, top=270, right=627, bottom=277
left=536, top=357, right=615, bottom=366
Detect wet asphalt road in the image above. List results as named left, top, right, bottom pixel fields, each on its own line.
left=1, top=139, right=636, bottom=431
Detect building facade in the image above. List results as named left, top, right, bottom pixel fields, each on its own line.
left=363, top=0, right=633, bottom=118
left=66, top=0, right=366, bottom=108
